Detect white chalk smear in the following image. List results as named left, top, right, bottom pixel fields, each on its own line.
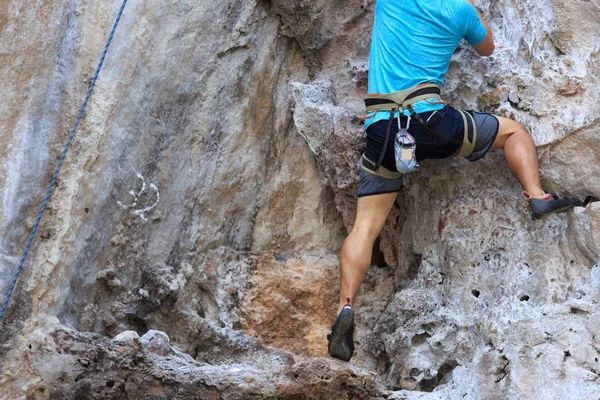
left=117, top=173, right=160, bottom=222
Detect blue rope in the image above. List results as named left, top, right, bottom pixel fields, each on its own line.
left=0, top=0, right=129, bottom=321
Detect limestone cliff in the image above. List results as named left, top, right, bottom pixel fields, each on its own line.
left=0, top=0, right=599, bottom=399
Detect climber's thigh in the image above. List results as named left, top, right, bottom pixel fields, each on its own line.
left=352, top=191, right=398, bottom=239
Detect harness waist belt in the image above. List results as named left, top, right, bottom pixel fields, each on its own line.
left=364, top=83, right=442, bottom=115
left=362, top=84, right=478, bottom=170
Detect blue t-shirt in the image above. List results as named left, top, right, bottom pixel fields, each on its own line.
left=365, top=0, right=487, bottom=128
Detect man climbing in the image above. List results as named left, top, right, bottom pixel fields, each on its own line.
left=326, top=0, right=586, bottom=362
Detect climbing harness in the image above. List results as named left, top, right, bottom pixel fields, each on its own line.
left=361, top=154, right=402, bottom=179
left=362, top=83, right=478, bottom=174
left=0, top=0, right=129, bottom=322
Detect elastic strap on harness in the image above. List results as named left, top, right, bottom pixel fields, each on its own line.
left=456, top=110, right=477, bottom=158
left=374, top=108, right=396, bottom=171
left=361, top=155, right=403, bottom=179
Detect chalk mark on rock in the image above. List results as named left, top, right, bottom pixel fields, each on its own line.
left=117, top=173, right=160, bottom=222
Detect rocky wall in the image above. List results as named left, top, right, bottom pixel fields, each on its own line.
left=0, top=0, right=599, bottom=399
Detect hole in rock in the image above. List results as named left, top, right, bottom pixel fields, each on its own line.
left=570, top=307, right=588, bottom=315
left=519, top=295, right=530, bottom=302
left=125, top=314, right=149, bottom=336
left=421, top=322, right=437, bottom=331
left=372, top=237, right=387, bottom=267
left=407, top=253, right=423, bottom=281
left=318, top=373, right=332, bottom=381
left=564, top=350, right=571, bottom=359
left=438, top=361, right=458, bottom=380
left=471, top=290, right=480, bottom=298
left=85, top=207, right=89, bottom=213
left=106, top=381, right=115, bottom=388
left=411, top=332, right=431, bottom=346
left=420, top=360, right=459, bottom=392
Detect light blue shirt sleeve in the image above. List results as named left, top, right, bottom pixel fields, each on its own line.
left=461, top=3, right=488, bottom=45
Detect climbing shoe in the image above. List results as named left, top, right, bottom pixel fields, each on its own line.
left=327, top=298, right=355, bottom=362
left=525, top=192, right=582, bottom=220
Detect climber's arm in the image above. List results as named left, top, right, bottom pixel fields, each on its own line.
left=465, top=0, right=495, bottom=56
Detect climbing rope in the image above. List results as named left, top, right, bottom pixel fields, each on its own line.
left=0, top=0, right=129, bottom=321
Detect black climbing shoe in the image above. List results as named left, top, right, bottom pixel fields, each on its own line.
left=327, top=298, right=355, bottom=362
left=526, top=192, right=582, bottom=220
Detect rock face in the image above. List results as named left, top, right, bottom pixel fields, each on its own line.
left=0, top=0, right=599, bottom=399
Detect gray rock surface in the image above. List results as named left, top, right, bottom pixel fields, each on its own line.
left=1, top=0, right=599, bottom=399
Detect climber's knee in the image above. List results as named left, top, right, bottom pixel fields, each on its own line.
left=491, top=115, right=530, bottom=150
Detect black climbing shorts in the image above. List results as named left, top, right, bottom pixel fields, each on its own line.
left=357, top=105, right=499, bottom=197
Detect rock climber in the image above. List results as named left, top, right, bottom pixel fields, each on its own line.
left=326, top=0, right=589, bottom=362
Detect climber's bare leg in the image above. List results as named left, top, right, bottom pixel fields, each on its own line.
left=338, top=192, right=397, bottom=313
left=491, top=116, right=545, bottom=199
